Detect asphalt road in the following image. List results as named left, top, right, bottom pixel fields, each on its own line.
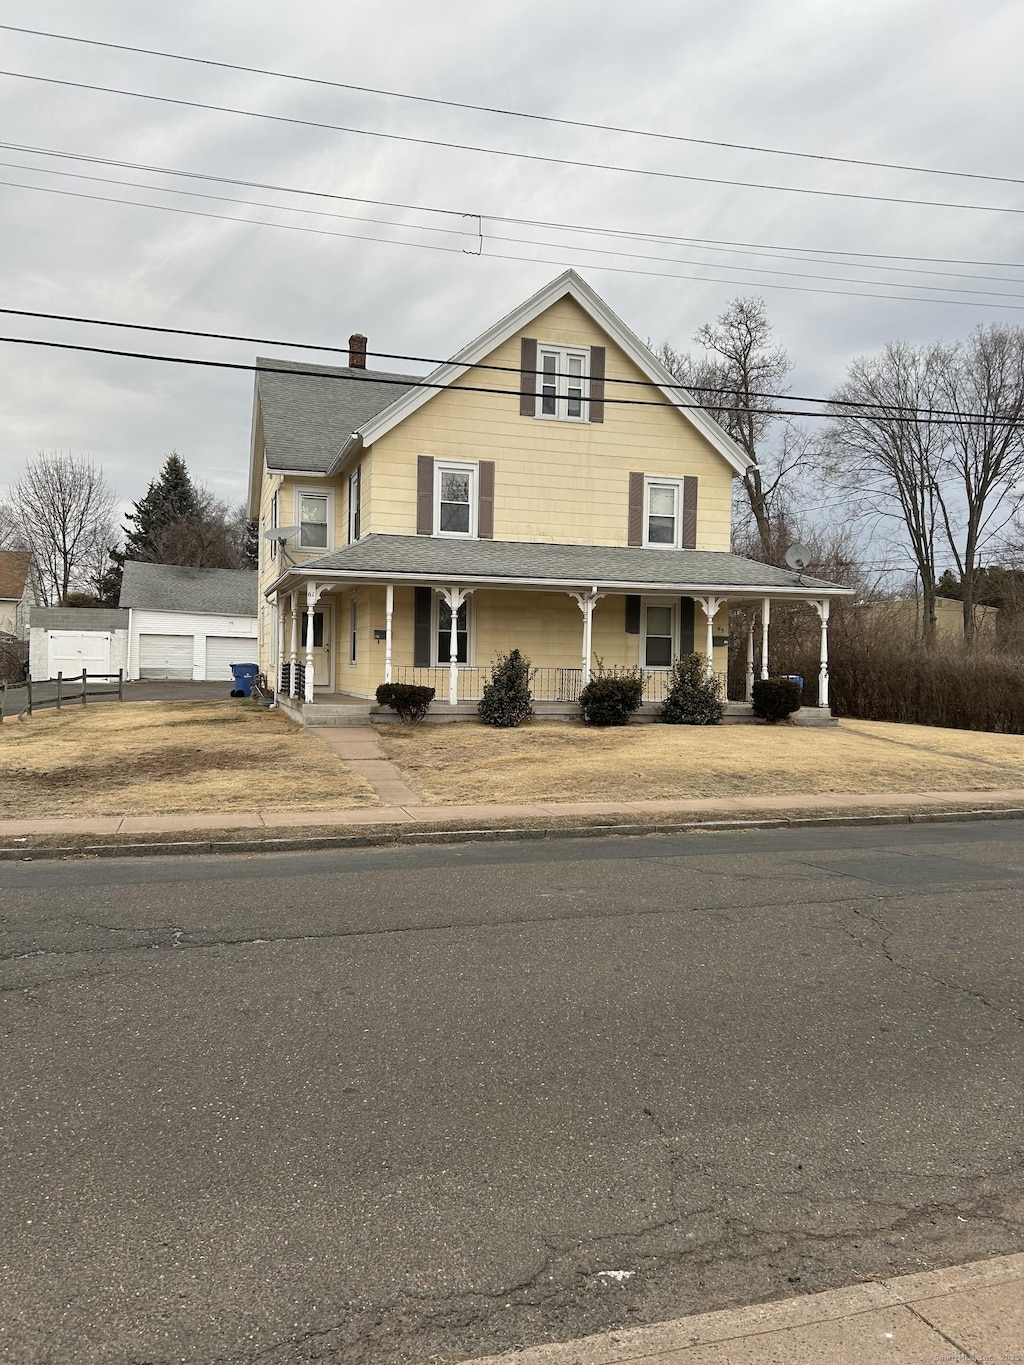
left=1, top=821, right=1022, bottom=1364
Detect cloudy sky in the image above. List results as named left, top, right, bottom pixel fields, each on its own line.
left=2, top=0, right=1023, bottom=533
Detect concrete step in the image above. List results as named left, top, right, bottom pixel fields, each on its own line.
left=301, top=704, right=373, bottom=728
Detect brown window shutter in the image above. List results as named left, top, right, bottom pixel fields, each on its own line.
left=414, top=587, right=432, bottom=667
left=624, top=595, right=641, bottom=634
left=519, top=337, right=538, bottom=417
left=589, top=345, right=605, bottom=423
left=679, top=597, right=695, bottom=654
left=416, top=455, right=434, bottom=535
left=627, top=471, right=644, bottom=546
left=682, top=476, right=698, bottom=549
left=478, top=460, right=495, bottom=539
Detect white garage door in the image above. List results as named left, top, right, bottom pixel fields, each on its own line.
left=48, top=631, right=111, bottom=679
left=205, top=635, right=257, bottom=682
left=138, top=633, right=193, bottom=679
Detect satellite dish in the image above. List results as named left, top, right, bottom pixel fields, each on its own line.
left=263, top=524, right=300, bottom=541
left=785, top=543, right=812, bottom=572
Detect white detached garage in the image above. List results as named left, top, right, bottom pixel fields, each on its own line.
left=121, top=561, right=258, bottom=681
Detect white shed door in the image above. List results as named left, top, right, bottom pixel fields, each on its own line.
left=48, top=632, right=111, bottom=679
left=138, top=633, right=193, bottom=679
left=205, top=636, right=256, bottom=682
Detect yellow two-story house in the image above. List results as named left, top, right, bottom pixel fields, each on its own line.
left=248, top=271, right=848, bottom=719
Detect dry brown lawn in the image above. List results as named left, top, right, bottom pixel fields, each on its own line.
left=0, top=701, right=377, bottom=818
left=377, top=716, right=1024, bottom=805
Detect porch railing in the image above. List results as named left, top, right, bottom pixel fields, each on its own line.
left=388, top=666, right=732, bottom=704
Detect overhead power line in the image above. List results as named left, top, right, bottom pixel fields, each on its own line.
left=6, top=175, right=1024, bottom=313
left=1, top=323, right=1020, bottom=426
left=3, top=67, right=1024, bottom=217
left=3, top=22, right=1022, bottom=190
left=9, top=139, right=1024, bottom=274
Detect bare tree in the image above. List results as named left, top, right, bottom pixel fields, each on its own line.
left=4, top=451, right=119, bottom=605
left=823, top=342, right=949, bottom=642
left=0, top=502, right=25, bottom=551
left=150, top=489, right=255, bottom=569
left=658, top=298, right=803, bottom=559
left=935, top=324, right=1024, bottom=646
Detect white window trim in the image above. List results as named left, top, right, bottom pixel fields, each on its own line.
left=642, top=596, right=678, bottom=670
left=434, top=460, right=478, bottom=539
left=348, top=466, right=361, bottom=544
left=430, top=591, right=475, bottom=667
left=536, top=342, right=590, bottom=423
left=643, top=477, right=685, bottom=550
left=294, top=486, right=335, bottom=553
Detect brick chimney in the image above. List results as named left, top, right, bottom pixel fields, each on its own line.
left=348, top=333, right=367, bottom=369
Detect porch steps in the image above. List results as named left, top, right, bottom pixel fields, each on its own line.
left=276, top=698, right=372, bottom=727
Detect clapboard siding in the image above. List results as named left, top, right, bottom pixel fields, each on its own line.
left=128, top=610, right=258, bottom=681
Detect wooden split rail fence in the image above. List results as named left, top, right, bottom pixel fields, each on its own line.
left=0, top=670, right=125, bottom=722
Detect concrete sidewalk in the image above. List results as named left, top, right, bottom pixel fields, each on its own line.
left=3, top=785, right=1024, bottom=841
left=467, top=1253, right=1024, bottom=1364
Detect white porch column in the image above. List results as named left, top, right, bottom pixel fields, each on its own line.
left=760, top=598, right=771, bottom=679
left=440, top=586, right=472, bottom=706
left=384, top=583, right=394, bottom=685
left=304, top=582, right=325, bottom=702
left=745, top=619, right=755, bottom=701
left=275, top=596, right=285, bottom=693
left=696, top=596, right=724, bottom=682
left=814, top=598, right=831, bottom=708
left=570, top=588, right=604, bottom=687
left=288, top=591, right=299, bottom=698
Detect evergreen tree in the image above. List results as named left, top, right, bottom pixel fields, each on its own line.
left=123, top=453, right=202, bottom=561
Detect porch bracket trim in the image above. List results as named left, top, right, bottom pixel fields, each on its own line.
left=813, top=597, right=831, bottom=709
left=304, top=581, right=327, bottom=702
left=695, top=595, right=725, bottom=681
left=569, top=587, right=605, bottom=687
left=439, top=585, right=474, bottom=706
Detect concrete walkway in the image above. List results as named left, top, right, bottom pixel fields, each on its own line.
left=308, top=724, right=422, bottom=805
left=467, top=1252, right=1024, bottom=1364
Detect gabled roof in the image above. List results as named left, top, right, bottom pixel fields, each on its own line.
left=256, top=357, right=417, bottom=475
left=0, top=550, right=32, bottom=600
left=249, top=272, right=753, bottom=515
left=272, top=534, right=849, bottom=597
left=119, top=561, right=258, bottom=616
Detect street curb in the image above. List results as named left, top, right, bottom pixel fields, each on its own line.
left=3, top=805, right=1024, bottom=861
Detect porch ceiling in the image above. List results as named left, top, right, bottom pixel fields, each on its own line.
left=269, top=534, right=851, bottom=600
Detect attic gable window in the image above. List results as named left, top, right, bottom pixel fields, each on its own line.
left=538, top=345, right=588, bottom=421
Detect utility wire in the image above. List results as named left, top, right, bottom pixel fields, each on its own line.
left=2, top=332, right=1021, bottom=427
left=7, top=167, right=1024, bottom=301
left=9, top=157, right=1024, bottom=295
left=7, top=176, right=1024, bottom=313
left=3, top=21, right=1022, bottom=190
left=4, top=67, right=1024, bottom=217
left=9, top=139, right=1024, bottom=273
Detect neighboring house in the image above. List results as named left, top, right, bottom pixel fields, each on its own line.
left=248, top=270, right=852, bottom=717
left=0, top=550, right=36, bottom=639
left=865, top=596, right=997, bottom=641
left=29, top=607, right=129, bottom=680
left=119, top=561, right=258, bottom=680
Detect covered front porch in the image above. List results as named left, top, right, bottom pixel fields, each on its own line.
left=264, top=535, right=851, bottom=723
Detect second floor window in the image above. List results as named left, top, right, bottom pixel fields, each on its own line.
left=299, top=493, right=329, bottom=550
left=644, top=479, right=683, bottom=548
left=436, top=462, right=477, bottom=536
left=538, top=345, right=588, bottom=421
left=348, top=466, right=361, bottom=542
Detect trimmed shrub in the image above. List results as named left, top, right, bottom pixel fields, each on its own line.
left=661, top=653, right=725, bottom=726
left=751, top=677, right=802, bottom=724
left=375, top=682, right=435, bottom=724
left=578, top=671, right=644, bottom=726
left=478, top=648, right=534, bottom=728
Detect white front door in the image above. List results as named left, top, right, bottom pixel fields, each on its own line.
left=301, top=607, right=332, bottom=687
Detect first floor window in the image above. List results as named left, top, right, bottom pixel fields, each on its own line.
left=644, top=601, right=675, bottom=668
left=645, top=480, right=682, bottom=547
left=299, top=493, right=329, bottom=550
left=436, top=462, right=476, bottom=536
left=436, top=597, right=469, bottom=663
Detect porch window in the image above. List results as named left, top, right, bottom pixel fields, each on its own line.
left=644, top=479, right=683, bottom=548
left=349, top=592, right=357, bottom=664
left=435, top=596, right=470, bottom=664
left=643, top=600, right=676, bottom=668
left=538, top=345, right=588, bottom=421
left=435, top=462, right=477, bottom=537
left=299, top=493, right=329, bottom=550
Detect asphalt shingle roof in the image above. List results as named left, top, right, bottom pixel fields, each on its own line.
left=0, top=550, right=32, bottom=600
left=256, top=357, right=417, bottom=473
left=120, top=562, right=258, bottom=615
left=29, top=607, right=129, bottom=630
left=291, top=535, right=846, bottom=593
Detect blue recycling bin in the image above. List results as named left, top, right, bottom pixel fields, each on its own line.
left=780, top=674, right=804, bottom=696
left=229, top=663, right=259, bottom=697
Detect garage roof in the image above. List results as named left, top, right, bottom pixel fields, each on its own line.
left=120, top=562, right=258, bottom=616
